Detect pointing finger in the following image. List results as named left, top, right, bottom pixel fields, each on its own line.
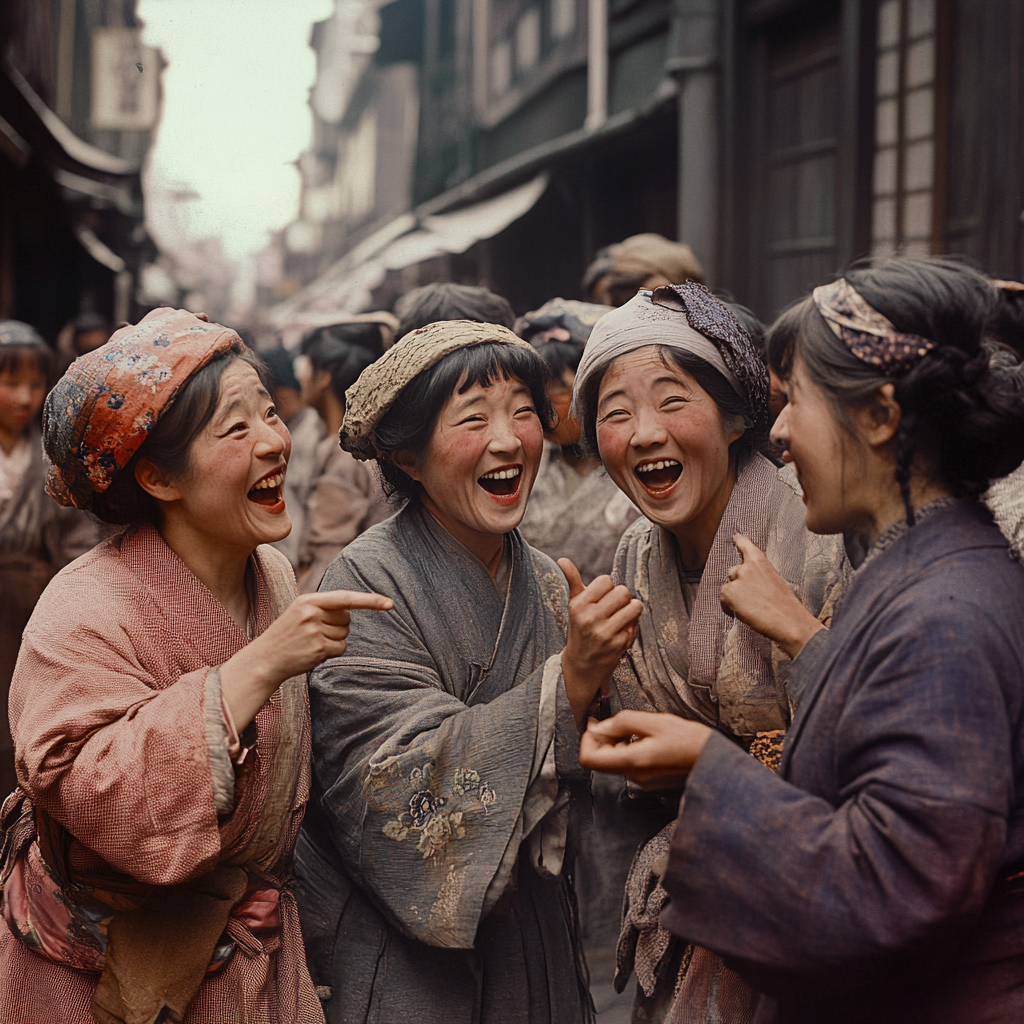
left=732, top=533, right=765, bottom=563
left=313, top=590, right=394, bottom=611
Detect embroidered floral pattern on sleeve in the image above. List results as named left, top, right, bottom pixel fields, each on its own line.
left=379, top=762, right=499, bottom=861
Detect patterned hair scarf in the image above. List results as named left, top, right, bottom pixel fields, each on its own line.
left=573, top=282, right=770, bottom=435
left=0, top=320, right=47, bottom=349
left=43, top=307, right=242, bottom=511
left=340, top=319, right=537, bottom=460
left=812, top=278, right=936, bottom=374
left=513, top=298, right=612, bottom=347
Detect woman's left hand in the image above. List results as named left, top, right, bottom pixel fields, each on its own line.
left=578, top=710, right=713, bottom=789
left=720, top=533, right=825, bottom=659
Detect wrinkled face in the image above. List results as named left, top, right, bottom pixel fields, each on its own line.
left=166, top=361, right=293, bottom=550
left=769, top=353, right=855, bottom=535
left=546, top=367, right=582, bottom=448
left=0, top=356, right=47, bottom=439
left=404, top=374, right=544, bottom=545
left=595, top=347, right=743, bottom=532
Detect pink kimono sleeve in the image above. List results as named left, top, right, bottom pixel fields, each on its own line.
left=9, top=619, right=225, bottom=887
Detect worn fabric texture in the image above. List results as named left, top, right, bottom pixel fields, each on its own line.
left=43, top=308, right=240, bottom=510
left=296, top=437, right=390, bottom=592
left=661, top=499, right=1024, bottom=1024
left=0, top=424, right=99, bottom=796
left=340, top=320, right=535, bottom=460
left=0, top=526, right=322, bottom=1024
left=514, top=299, right=612, bottom=347
left=295, top=500, right=593, bottom=1024
left=518, top=443, right=639, bottom=585
left=610, top=455, right=849, bottom=1021
left=611, top=235, right=703, bottom=287
left=574, top=291, right=745, bottom=404
left=985, top=460, right=1024, bottom=559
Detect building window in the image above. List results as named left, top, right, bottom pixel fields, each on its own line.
left=490, top=37, right=512, bottom=98
left=550, top=0, right=575, bottom=41
left=871, top=0, right=938, bottom=256
left=515, top=7, right=541, bottom=73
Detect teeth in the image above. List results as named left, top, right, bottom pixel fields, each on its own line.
left=480, top=467, right=522, bottom=481
left=251, top=472, right=285, bottom=490
left=636, top=460, right=680, bottom=474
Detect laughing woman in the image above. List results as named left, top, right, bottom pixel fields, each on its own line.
left=581, top=259, right=1024, bottom=1023
left=570, top=284, right=849, bottom=1023
left=0, top=309, right=390, bottom=1024
left=294, top=321, right=643, bottom=1024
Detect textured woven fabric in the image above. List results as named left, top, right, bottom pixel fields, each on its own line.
left=340, top=319, right=535, bottom=460
left=296, top=502, right=593, bottom=1024
left=812, top=278, right=936, bottom=374
left=0, top=526, right=322, bottom=1024
left=985, top=462, right=1024, bottom=560
left=573, top=290, right=744, bottom=404
left=0, top=320, right=45, bottom=347
left=513, top=299, right=611, bottom=347
left=611, top=234, right=703, bottom=286
left=650, top=283, right=771, bottom=436
left=43, top=308, right=241, bottom=511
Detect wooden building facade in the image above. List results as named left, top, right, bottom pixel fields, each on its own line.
left=274, top=0, right=1022, bottom=326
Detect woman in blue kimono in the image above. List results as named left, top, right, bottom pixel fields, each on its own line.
left=295, top=320, right=643, bottom=1024
left=580, top=257, right=1024, bottom=1023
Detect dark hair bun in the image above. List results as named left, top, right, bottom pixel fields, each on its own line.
left=845, top=257, right=1024, bottom=492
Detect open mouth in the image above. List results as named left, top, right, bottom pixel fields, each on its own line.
left=634, top=458, right=682, bottom=495
left=478, top=465, right=523, bottom=504
left=247, top=469, right=286, bottom=510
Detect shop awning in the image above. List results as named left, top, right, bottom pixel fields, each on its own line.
left=271, top=173, right=549, bottom=337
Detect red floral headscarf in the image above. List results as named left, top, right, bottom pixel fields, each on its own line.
left=44, top=307, right=242, bottom=510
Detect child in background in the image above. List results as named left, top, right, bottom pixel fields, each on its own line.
left=0, top=321, right=97, bottom=795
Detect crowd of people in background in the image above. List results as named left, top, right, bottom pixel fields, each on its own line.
left=0, top=236, right=1023, bottom=1024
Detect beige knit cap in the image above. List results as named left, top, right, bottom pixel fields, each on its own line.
left=340, top=319, right=537, bottom=460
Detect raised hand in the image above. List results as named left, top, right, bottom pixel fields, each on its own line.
left=720, top=533, right=825, bottom=659
left=558, top=557, right=643, bottom=729
left=578, top=710, right=712, bottom=789
left=221, top=589, right=393, bottom=729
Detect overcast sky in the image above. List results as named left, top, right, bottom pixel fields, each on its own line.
left=139, top=0, right=333, bottom=261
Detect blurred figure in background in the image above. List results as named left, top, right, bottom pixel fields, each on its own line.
left=0, top=321, right=98, bottom=796
left=394, top=281, right=516, bottom=338
left=583, top=234, right=704, bottom=308
left=71, top=313, right=113, bottom=356
left=301, top=317, right=392, bottom=359
left=262, top=347, right=324, bottom=568
left=515, top=298, right=639, bottom=585
left=295, top=327, right=389, bottom=592
left=515, top=299, right=642, bottom=1009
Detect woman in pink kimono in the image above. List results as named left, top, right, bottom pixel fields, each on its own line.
left=0, top=308, right=390, bottom=1024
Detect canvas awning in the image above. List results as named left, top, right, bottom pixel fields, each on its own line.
left=271, top=173, right=549, bottom=338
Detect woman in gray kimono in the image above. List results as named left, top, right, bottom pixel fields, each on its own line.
left=570, top=285, right=849, bottom=1022
left=294, top=319, right=643, bottom=1024
left=580, top=258, right=1024, bottom=1023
